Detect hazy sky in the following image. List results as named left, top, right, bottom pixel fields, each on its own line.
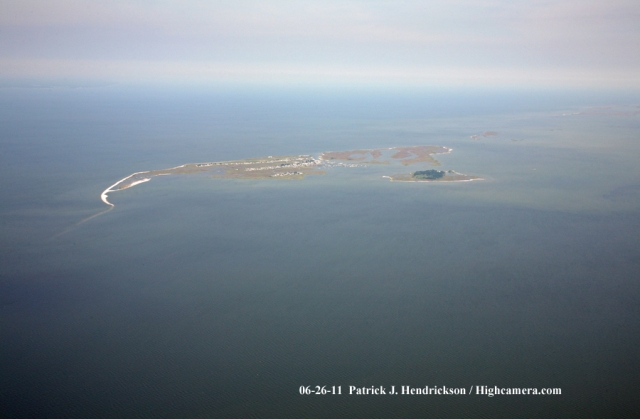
left=1, top=0, right=639, bottom=87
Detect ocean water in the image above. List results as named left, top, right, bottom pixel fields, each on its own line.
left=1, top=86, right=639, bottom=418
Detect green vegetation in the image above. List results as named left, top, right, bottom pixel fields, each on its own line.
left=412, top=170, right=445, bottom=180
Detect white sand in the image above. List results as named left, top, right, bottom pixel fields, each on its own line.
left=100, top=171, right=150, bottom=206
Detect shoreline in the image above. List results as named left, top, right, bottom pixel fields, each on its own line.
left=100, top=171, right=150, bottom=206
left=99, top=146, right=478, bottom=207
left=384, top=176, right=483, bottom=183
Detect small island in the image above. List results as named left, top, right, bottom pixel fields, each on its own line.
left=387, top=169, right=481, bottom=182
left=101, top=145, right=481, bottom=206
left=470, top=131, right=499, bottom=140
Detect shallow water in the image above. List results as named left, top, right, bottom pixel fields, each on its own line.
left=1, top=87, right=639, bottom=418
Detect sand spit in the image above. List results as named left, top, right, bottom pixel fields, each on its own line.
left=386, top=177, right=484, bottom=183
left=100, top=171, right=151, bottom=206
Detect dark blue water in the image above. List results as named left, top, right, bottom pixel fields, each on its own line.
left=1, top=86, right=639, bottom=418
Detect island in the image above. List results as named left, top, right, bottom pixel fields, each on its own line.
left=387, top=169, right=481, bottom=182
left=470, top=131, right=499, bottom=140
left=101, top=145, right=482, bottom=206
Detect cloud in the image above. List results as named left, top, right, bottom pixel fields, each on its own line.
left=1, top=0, right=639, bottom=87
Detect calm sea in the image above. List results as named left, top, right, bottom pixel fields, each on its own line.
left=1, top=86, right=639, bottom=418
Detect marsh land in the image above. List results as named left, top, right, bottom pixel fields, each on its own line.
left=101, top=146, right=480, bottom=206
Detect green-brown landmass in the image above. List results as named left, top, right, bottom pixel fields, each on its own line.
left=101, top=146, right=481, bottom=206
left=388, top=170, right=481, bottom=182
